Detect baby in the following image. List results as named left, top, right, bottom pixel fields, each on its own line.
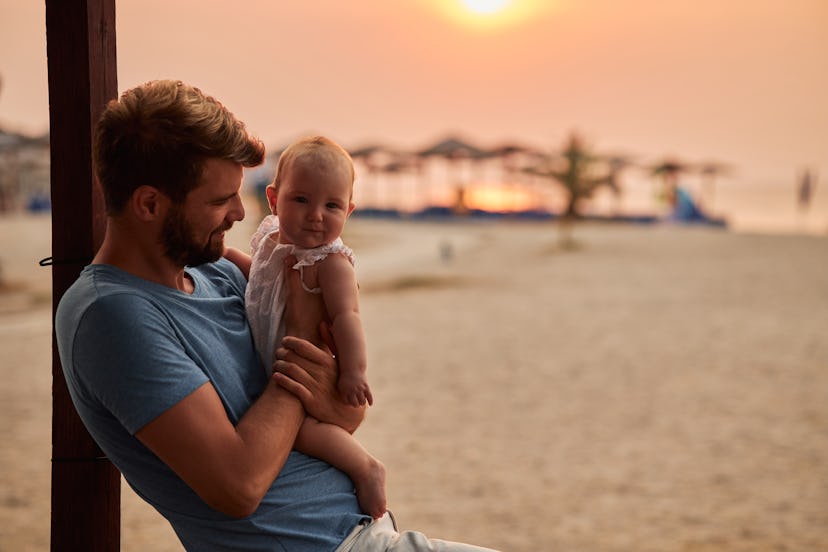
left=225, top=136, right=384, bottom=518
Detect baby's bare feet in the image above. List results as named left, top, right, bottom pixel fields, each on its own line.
left=353, top=456, right=387, bottom=519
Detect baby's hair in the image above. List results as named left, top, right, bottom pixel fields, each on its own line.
left=271, top=136, right=355, bottom=196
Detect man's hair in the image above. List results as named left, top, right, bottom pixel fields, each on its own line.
left=272, top=136, right=355, bottom=195
left=94, top=79, right=266, bottom=214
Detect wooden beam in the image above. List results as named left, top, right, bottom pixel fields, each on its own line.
left=45, top=1, right=119, bottom=550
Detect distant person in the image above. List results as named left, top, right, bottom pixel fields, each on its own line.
left=224, top=135, right=386, bottom=519
left=55, top=79, right=497, bottom=552
left=797, top=168, right=816, bottom=212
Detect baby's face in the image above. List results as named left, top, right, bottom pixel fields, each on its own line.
left=273, top=159, right=354, bottom=248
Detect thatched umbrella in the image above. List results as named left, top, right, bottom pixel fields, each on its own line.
left=415, top=136, right=490, bottom=210
left=484, top=142, right=546, bottom=212
left=696, top=160, right=732, bottom=213
left=591, top=153, right=635, bottom=216
left=349, top=144, right=417, bottom=211
left=486, top=142, right=544, bottom=176
left=416, top=137, right=487, bottom=160
left=649, top=157, right=692, bottom=208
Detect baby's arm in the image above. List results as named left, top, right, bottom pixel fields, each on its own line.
left=224, top=246, right=252, bottom=279
left=316, top=253, right=372, bottom=406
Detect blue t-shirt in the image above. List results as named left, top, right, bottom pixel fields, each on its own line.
left=55, top=259, right=368, bottom=551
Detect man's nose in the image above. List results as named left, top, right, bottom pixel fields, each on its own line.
left=230, top=195, right=245, bottom=222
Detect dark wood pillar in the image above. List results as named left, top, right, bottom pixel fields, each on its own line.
left=45, top=1, right=119, bottom=550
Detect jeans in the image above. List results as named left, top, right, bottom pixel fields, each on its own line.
left=334, top=512, right=500, bottom=552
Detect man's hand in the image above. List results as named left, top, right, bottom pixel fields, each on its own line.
left=273, top=336, right=365, bottom=434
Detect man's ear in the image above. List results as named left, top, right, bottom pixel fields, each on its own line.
left=265, top=185, right=278, bottom=215
left=131, top=185, right=166, bottom=222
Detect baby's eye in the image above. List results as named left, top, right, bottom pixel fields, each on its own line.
left=326, top=202, right=342, bottom=210
left=293, top=196, right=309, bottom=204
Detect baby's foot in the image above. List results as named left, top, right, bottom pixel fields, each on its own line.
left=353, top=456, right=387, bottom=519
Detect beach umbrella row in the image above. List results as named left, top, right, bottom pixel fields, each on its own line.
left=337, top=134, right=733, bottom=218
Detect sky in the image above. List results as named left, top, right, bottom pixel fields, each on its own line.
left=1, top=0, right=827, bottom=194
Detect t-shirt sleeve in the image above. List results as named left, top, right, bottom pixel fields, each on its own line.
left=72, top=292, right=209, bottom=434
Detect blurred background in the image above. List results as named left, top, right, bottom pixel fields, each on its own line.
left=1, top=2, right=827, bottom=551
left=1, top=0, right=826, bottom=233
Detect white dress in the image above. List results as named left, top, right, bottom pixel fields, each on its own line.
left=245, top=215, right=355, bottom=374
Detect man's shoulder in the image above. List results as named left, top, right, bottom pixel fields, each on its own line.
left=59, top=265, right=153, bottom=311
left=191, top=258, right=247, bottom=296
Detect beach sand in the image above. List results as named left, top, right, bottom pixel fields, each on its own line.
left=1, top=211, right=827, bottom=551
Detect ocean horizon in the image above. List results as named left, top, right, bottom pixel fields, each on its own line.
left=2, top=178, right=827, bottom=238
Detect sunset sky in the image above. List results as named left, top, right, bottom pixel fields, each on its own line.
left=1, top=0, right=826, bottom=189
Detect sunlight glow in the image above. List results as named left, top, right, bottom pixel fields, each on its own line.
left=463, top=184, right=538, bottom=212
left=462, top=0, right=511, bottom=15
left=430, top=0, right=552, bottom=30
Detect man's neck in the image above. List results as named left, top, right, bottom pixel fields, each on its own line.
left=94, top=221, right=194, bottom=293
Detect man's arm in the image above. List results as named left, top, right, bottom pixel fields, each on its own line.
left=136, top=377, right=304, bottom=518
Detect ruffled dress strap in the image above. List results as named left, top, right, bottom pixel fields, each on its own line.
left=292, top=238, right=356, bottom=294
left=293, top=238, right=355, bottom=268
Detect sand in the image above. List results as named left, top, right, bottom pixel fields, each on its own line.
left=1, top=211, right=827, bottom=551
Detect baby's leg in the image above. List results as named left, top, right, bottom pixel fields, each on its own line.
left=294, top=417, right=386, bottom=519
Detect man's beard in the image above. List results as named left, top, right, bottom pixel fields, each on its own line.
left=161, top=206, right=227, bottom=267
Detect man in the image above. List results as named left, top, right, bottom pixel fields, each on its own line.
left=56, top=79, right=496, bottom=552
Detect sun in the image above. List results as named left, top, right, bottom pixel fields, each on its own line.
left=432, top=0, right=550, bottom=31
left=461, top=0, right=511, bottom=14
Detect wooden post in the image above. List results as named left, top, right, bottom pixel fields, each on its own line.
left=45, top=0, right=119, bottom=550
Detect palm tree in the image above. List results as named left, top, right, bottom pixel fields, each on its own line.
left=523, top=134, right=593, bottom=219
left=523, top=132, right=623, bottom=247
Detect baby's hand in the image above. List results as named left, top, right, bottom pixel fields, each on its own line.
left=338, top=371, right=374, bottom=407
